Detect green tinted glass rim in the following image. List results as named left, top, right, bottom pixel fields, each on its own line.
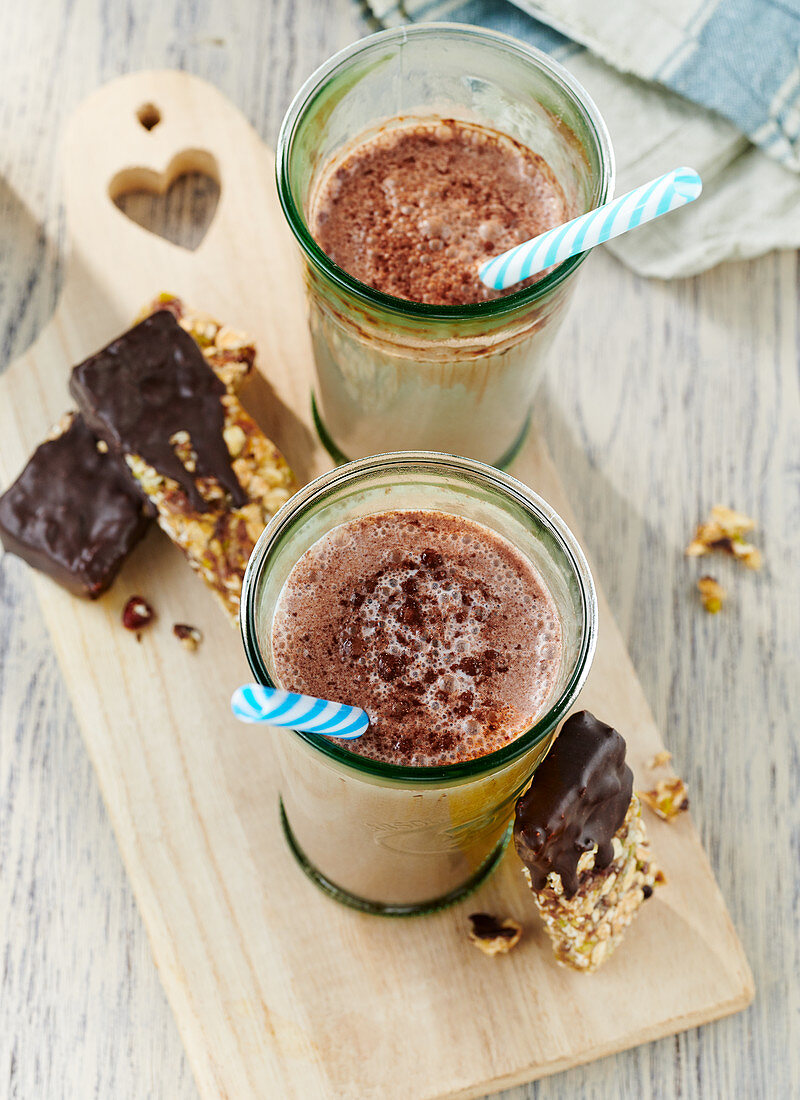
left=275, top=23, right=615, bottom=324
left=240, top=452, right=598, bottom=784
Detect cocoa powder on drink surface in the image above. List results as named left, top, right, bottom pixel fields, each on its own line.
left=271, top=510, right=563, bottom=767
left=312, top=119, right=569, bottom=306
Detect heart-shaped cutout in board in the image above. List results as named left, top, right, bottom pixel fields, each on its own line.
left=110, top=151, right=220, bottom=251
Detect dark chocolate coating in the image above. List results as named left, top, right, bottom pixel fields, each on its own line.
left=513, top=710, right=633, bottom=898
left=70, top=310, right=246, bottom=512
left=468, top=913, right=518, bottom=940
left=0, top=414, right=149, bottom=598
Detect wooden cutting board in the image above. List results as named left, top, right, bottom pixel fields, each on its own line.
left=0, top=71, right=753, bottom=1099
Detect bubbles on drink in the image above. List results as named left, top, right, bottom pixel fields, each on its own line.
left=271, top=511, right=563, bottom=766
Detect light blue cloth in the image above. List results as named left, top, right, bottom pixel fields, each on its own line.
left=361, top=0, right=800, bottom=276
left=368, top=0, right=800, bottom=168
left=651, top=0, right=800, bottom=169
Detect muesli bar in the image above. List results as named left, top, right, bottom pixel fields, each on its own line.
left=70, top=309, right=295, bottom=621
left=141, top=293, right=257, bottom=394
left=525, top=796, right=659, bottom=972
left=0, top=412, right=150, bottom=598
left=514, top=710, right=661, bottom=973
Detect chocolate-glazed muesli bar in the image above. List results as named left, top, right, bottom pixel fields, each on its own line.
left=0, top=297, right=281, bottom=604
left=514, top=711, right=661, bottom=973
left=70, top=309, right=295, bottom=621
left=0, top=412, right=151, bottom=598
left=141, top=294, right=257, bottom=394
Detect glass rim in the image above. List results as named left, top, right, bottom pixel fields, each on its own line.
left=275, top=22, right=615, bottom=323
left=240, top=452, right=598, bottom=784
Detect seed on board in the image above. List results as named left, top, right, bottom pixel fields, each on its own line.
left=122, top=596, right=155, bottom=639
left=173, top=623, right=203, bottom=651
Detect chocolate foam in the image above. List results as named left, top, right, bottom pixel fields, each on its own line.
left=270, top=510, right=562, bottom=767
left=312, top=119, right=569, bottom=306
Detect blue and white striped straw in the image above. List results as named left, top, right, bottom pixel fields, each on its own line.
left=231, top=683, right=368, bottom=739
left=479, top=167, right=702, bottom=291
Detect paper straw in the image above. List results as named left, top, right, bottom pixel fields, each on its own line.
left=231, top=683, right=368, bottom=739
left=478, top=167, right=702, bottom=291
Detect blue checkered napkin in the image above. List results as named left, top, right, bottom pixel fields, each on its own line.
left=358, top=0, right=800, bottom=276
left=368, top=0, right=800, bottom=169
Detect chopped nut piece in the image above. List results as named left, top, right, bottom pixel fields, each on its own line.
left=522, top=798, right=661, bottom=973
left=467, top=913, right=522, bottom=956
left=709, top=505, right=755, bottom=536
left=648, top=750, right=672, bottom=769
left=698, top=574, right=726, bottom=613
left=173, top=623, right=202, bottom=651
left=729, top=541, right=762, bottom=571
left=639, top=777, right=690, bottom=821
left=44, top=413, right=76, bottom=442
left=122, top=595, right=154, bottom=636
left=686, top=505, right=761, bottom=570
left=223, top=424, right=247, bottom=458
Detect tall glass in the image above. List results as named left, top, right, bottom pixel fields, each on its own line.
left=240, top=453, right=597, bottom=915
left=276, top=24, right=614, bottom=467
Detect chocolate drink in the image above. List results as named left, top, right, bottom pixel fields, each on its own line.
left=271, top=510, right=562, bottom=767
left=246, top=452, right=597, bottom=911
left=304, top=117, right=582, bottom=462
left=312, top=119, right=569, bottom=306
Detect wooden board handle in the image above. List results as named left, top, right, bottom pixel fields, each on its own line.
left=61, top=70, right=275, bottom=263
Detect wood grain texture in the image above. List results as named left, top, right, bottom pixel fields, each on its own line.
left=0, top=3, right=796, bottom=1099
left=0, top=67, right=752, bottom=1099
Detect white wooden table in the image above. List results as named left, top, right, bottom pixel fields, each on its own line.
left=1, top=3, right=797, bottom=1098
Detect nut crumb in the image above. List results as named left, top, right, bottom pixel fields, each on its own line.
left=698, top=575, right=726, bottom=613
left=96, top=439, right=109, bottom=454
left=173, top=623, right=202, bottom=651
left=648, top=750, right=672, bottom=769
left=223, top=424, right=247, bottom=458
left=686, top=505, right=761, bottom=570
left=467, top=913, right=522, bottom=956
left=639, top=778, right=690, bottom=822
left=122, top=596, right=154, bottom=638
left=45, top=412, right=76, bottom=442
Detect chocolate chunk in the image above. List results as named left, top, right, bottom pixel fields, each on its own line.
left=468, top=913, right=519, bottom=940
left=513, top=711, right=633, bottom=898
left=467, top=912, right=523, bottom=955
left=0, top=414, right=149, bottom=598
left=69, top=310, right=247, bottom=512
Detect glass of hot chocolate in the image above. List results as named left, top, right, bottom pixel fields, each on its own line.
left=240, top=453, right=597, bottom=915
left=276, top=24, right=614, bottom=467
